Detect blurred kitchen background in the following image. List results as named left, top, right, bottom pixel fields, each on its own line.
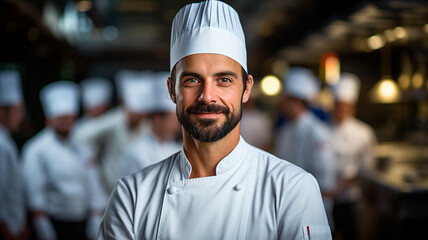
left=2, top=0, right=428, bottom=239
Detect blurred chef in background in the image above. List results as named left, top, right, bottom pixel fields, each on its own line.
left=80, top=77, right=112, bottom=122
left=274, top=67, right=335, bottom=224
left=241, top=96, right=273, bottom=151
left=119, top=71, right=181, bottom=177
left=22, top=81, right=106, bottom=240
left=74, top=71, right=153, bottom=196
left=0, top=70, right=28, bottom=240
left=329, top=72, right=377, bottom=240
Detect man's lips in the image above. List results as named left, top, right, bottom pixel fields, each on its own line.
left=192, top=112, right=222, bottom=118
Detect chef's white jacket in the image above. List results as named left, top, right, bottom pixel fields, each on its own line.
left=73, top=108, right=148, bottom=195
left=22, top=128, right=106, bottom=221
left=120, top=129, right=181, bottom=177
left=98, top=137, right=332, bottom=240
left=274, top=112, right=335, bottom=192
left=0, top=124, right=26, bottom=235
left=330, top=117, right=376, bottom=202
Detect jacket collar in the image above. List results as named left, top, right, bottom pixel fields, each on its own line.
left=178, top=136, right=248, bottom=179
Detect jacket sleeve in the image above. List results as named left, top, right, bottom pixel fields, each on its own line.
left=308, top=129, right=336, bottom=192
left=277, top=173, right=332, bottom=240
left=0, top=142, right=26, bottom=235
left=96, top=178, right=136, bottom=240
left=22, top=145, right=48, bottom=212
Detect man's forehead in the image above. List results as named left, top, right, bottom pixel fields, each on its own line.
left=176, top=53, right=242, bottom=75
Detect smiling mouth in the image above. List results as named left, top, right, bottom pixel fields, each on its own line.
left=193, top=112, right=222, bottom=118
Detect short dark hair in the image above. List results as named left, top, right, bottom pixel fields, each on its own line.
left=169, top=65, right=249, bottom=96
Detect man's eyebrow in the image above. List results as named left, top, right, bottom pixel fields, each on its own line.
left=179, top=71, right=202, bottom=80
left=214, top=71, right=238, bottom=79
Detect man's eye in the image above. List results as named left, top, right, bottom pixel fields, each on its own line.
left=219, top=78, right=231, bottom=83
left=186, top=78, right=199, bottom=83
left=182, top=78, right=199, bottom=86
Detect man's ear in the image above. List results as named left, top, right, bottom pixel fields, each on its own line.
left=242, top=74, right=254, bottom=103
left=167, top=77, right=176, bottom=103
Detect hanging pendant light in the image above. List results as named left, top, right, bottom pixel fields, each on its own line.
left=369, top=46, right=402, bottom=103
left=370, top=76, right=401, bottom=103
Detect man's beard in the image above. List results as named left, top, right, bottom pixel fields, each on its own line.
left=177, top=102, right=242, bottom=142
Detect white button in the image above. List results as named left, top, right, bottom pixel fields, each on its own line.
left=167, top=186, right=178, bottom=194
left=234, top=184, right=242, bottom=191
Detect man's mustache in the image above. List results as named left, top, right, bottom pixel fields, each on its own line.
left=186, top=103, right=230, bottom=115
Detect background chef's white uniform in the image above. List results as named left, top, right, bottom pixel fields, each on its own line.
left=330, top=73, right=377, bottom=203
left=328, top=73, right=377, bottom=240
left=275, top=111, right=335, bottom=191
left=22, top=128, right=105, bottom=221
left=22, top=81, right=106, bottom=240
left=120, top=72, right=181, bottom=177
left=331, top=117, right=376, bottom=202
left=0, top=70, right=27, bottom=237
left=120, top=129, right=181, bottom=176
left=99, top=137, right=331, bottom=240
left=0, top=125, right=26, bottom=236
left=74, top=71, right=154, bottom=195
left=275, top=68, right=335, bottom=193
left=74, top=107, right=135, bottom=193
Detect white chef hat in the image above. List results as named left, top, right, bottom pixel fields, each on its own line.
left=282, top=67, right=320, bottom=102
left=40, top=81, right=79, bottom=118
left=122, top=71, right=155, bottom=113
left=115, top=69, right=140, bottom=99
left=170, top=0, right=247, bottom=72
left=333, top=72, right=361, bottom=103
left=81, top=77, right=112, bottom=109
left=152, top=71, right=176, bottom=113
left=0, top=70, right=23, bottom=107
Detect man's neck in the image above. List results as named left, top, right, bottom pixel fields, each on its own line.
left=183, top=124, right=241, bottom=178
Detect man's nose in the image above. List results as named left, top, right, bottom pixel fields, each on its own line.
left=198, top=82, right=217, bottom=104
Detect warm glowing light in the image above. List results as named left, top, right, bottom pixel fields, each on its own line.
left=322, top=53, right=340, bottom=85
left=370, top=77, right=401, bottom=103
left=380, top=80, right=396, bottom=97
left=384, top=29, right=396, bottom=42
left=367, top=34, right=385, bottom=50
left=412, top=73, right=424, bottom=88
left=260, top=75, right=282, bottom=96
left=424, top=24, right=428, bottom=34
left=394, top=26, right=407, bottom=39
left=398, top=74, right=411, bottom=89
left=77, top=0, right=92, bottom=12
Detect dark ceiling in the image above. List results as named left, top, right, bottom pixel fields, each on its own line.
left=2, top=0, right=428, bottom=75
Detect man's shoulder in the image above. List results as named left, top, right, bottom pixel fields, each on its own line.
left=246, top=145, right=320, bottom=198
left=121, top=151, right=179, bottom=183
left=22, top=129, right=50, bottom=154
left=246, top=144, right=309, bottom=180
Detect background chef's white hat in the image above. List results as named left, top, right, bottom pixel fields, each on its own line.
left=115, top=69, right=140, bottom=99
left=122, top=71, right=155, bottom=113
left=282, top=67, right=320, bottom=102
left=40, top=81, right=79, bottom=118
left=152, top=71, right=176, bottom=113
left=0, top=70, right=23, bottom=107
left=81, top=77, right=112, bottom=109
left=333, top=72, right=361, bottom=103
left=170, top=0, right=247, bottom=72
